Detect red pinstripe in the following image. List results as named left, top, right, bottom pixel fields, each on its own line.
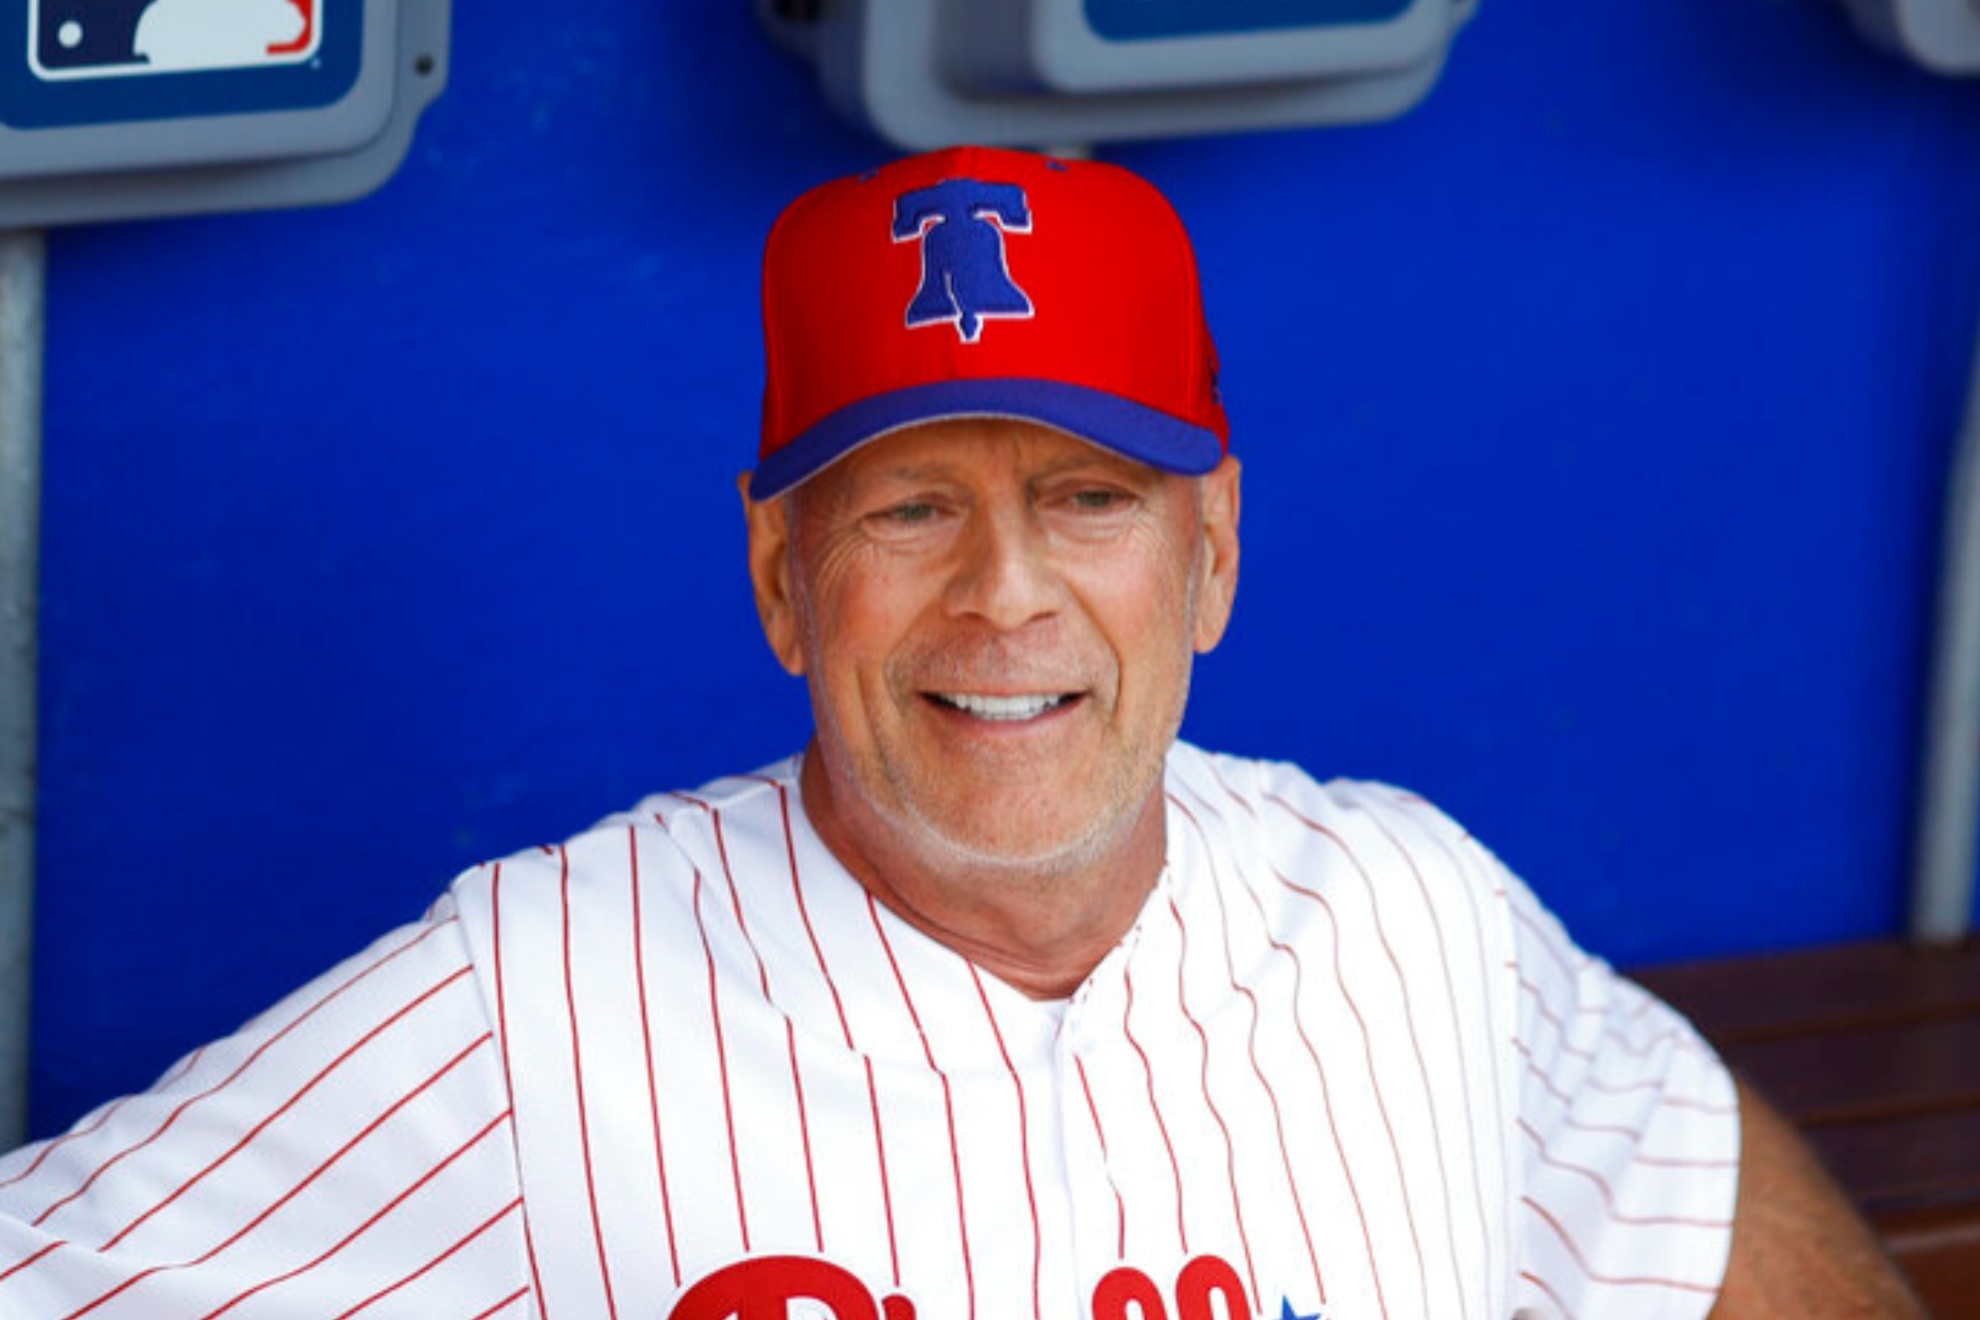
left=1510, top=904, right=1592, bottom=982
left=966, top=965, right=1042, bottom=1318
left=1526, top=1080, right=1739, bottom=1168
left=1616, top=1025, right=1713, bottom=1064
left=1578, top=1072, right=1690, bottom=1100
left=1617, top=1088, right=1732, bottom=1117
left=1164, top=893, right=1259, bottom=1302
left=1119, top=956, right=1188, bottom=1256
left=1517, top=1054, right=1653, bottom=1142
left=655, top=790, right=718, bottom=823
left=30, top=923, right=457, bottom=1231
left=1360, top=809, right=1489, bottom=1320
left=1517, top=981, right=1708, bottom=1069
left=1519, top=1267, right=1578, bottom=1320
left=866, top=892, right=976, bottom=1320
left=1073, top=1057, right=1127, bottom=1261
left=191, top=1110, right=515, bottom=1320
left=0, top=1241, right=59, bottom=1286
left=1633, top=1151, right=1739, bottom=1172
left=772, top=784, right=902, bottom=1283
left=1387, top=797, right=1519, bottom=1258
left=330, top=1196, right=525, bottom=1319
left=1321, top=866, right=1443, bottom=1273
left=1170, top=787, right=1330, bottom=1309
left=1261, top=795, right=1434, bottom=1308
left=487, top=866, right=549, bottom=1315
left=691, top=869, right=752, bottom=1253
left=98, top=966, right=477, bottom=1251
left=625, top=827, right=682, bottom=1287
left=1519, top=1196, right=1718, bottom=1295
left=556, top=846, right=622, bottom=1320
left=1276, top=862, right=1430, bottom=1299
left=707, top=806, right=824, bottom=1253
left=468, top=1286, right=533, bottom=1320
left=1516, top=1121, right=1732, bottom=1229
left=55, top=1037, right=497, bottom=1318
left=1624, top=991, right=1664, bottom=1024
left=0, top=1106, right=115, bottom=1194
left=0, top=1047, right=206, bottom=1192
left=1200, top=761, right=1390, bottom=1315
left=1525, top=1040, right=1662, bottom=1119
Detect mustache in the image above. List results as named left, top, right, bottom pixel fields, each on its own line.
left=894, top=636, right=1095, bottom=693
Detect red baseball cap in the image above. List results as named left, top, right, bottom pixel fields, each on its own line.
left=751, top=146, right=1230, bottom=499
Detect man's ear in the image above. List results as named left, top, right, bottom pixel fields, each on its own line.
left=1192, top=454, right=1242, bottom=655
left=740, top=474, right=808, bottom=676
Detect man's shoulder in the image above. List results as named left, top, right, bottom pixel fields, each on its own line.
left=1165, top=741, right=1508, bottom=927
left=1165, top=742, right=1524, bottom=1012
left=443, top=753, right=805, bottom=914
left=618, top=753, right=804, bottom=828
left=1167, top=740, right=1471, bottom=844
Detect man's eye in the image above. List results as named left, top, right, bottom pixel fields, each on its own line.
left=874, top=501, right=937, bottom=525
left=1070, top=489, right=1128, bottom=511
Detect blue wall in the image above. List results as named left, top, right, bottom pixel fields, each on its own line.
left=26, top=0, right=1980, bottom=1137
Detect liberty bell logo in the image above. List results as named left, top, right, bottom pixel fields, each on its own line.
left=892, top=178, right=1035, bottom=343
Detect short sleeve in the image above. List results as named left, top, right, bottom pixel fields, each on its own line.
left=1500, top=867, right=1740, bottom=1320
left=0, top=903, right=536, bottom=1320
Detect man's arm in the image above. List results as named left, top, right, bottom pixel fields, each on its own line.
left=1708, top=1077, right=1926, bottom=1319
left=0, top=910, right=531, bottom=1318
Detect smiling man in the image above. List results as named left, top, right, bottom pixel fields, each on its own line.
left=747, top=416, right=1237, bottom=999
left=0, top=148, right=1924, bottom=1319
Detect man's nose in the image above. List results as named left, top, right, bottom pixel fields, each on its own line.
left=942, top=504, right=1063, bottom=630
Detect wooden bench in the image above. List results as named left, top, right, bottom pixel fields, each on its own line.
left=1633, top=938, right=1980, bottom=1318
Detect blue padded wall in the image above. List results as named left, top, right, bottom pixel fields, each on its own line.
left=26, top=0, right=1980, bottom=1135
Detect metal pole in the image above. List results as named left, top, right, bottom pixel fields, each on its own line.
left=1911, top=313, right=1980, bottom=945
left=0, top=229, right=45, bottom=1149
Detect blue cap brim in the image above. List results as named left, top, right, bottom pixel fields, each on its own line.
left=749, top=379, right=1224, bottom=500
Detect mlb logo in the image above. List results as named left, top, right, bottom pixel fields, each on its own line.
left=29, top=0, right=321, bottom=80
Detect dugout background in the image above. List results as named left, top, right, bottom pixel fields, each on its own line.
left=24, top=1, right=1980, bottom=1137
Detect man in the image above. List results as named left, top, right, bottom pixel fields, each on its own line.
left=0, top=148, right=1921, bottom=1318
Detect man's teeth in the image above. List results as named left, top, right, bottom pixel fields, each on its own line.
left=938, top=693, right=1067, bottom=721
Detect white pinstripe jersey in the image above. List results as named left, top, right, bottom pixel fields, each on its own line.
left=0, top=743, right=1740, bottom=1319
